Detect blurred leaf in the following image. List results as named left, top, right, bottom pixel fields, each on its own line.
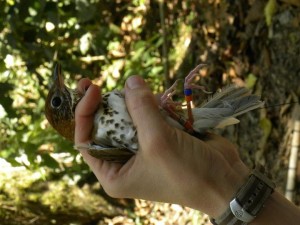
left=259, top=117, right=272, bottom=147
left=75, top=0, right=96, bottom=23
left=245, top=73, right=257, bottom=89
left=264, top=0, right=277, bottom=27
left=0, top=82, right=16, bottom=118
left=40, top=154, right=59, bottom=168
left=109, top=23, right=123, bottom=34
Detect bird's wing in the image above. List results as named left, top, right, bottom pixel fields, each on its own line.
left=75, top=143, right=134, bottom=163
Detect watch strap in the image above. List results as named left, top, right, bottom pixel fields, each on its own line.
left=211, top=164, right=275, bottom=225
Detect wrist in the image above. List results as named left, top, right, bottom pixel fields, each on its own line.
left=211, top=163, right=277, bottom=225
left=185, top=159, right=250, bottom=218
left=211, top=160, right=250, bottom=218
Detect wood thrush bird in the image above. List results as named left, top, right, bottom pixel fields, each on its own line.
left=45, top=64, right=264, bottom=162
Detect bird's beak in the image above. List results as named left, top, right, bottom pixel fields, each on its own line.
left=53, top=63, right=65, bottom=91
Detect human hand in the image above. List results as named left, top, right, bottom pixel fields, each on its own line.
left=75, top=76, right=250, bottom=218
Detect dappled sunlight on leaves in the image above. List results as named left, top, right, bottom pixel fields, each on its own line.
left=1, top=0, right=300, bottom=223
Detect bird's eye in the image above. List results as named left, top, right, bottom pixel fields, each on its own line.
left=51, top=96, right=62, bottom=108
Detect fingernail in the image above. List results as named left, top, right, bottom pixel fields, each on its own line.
left=126, top=76, right=145, bottom=89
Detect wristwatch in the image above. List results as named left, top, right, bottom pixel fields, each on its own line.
left=210, top=164, right=276, bottom=225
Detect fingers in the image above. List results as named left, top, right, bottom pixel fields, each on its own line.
left=75, top=79, right=101, bottom=144
left=124, top=76, right=170, bottom=149
left=75, top=78, right=104, bottom=175
left=77, top=78, right=93, bottom=94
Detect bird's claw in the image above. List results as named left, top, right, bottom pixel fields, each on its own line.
left=161, top=79, right=181, bottom=106
left=184, top=64, right=212, bottom=94
left=160, top=63, right=212, bottom=132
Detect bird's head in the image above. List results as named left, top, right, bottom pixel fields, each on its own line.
left=45, top=64, right=83, bottom=141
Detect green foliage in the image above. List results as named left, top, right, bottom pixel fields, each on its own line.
left=264, top=0, right=277, bottom=27
left=0, top=167, right=120, bottom=224
left=0, top=0, right=195, bottom=171
left=1, top=0, right=298, bottom=222
left=1, top=0, right=254, bottom=173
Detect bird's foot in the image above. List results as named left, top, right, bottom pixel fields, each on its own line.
left=160, top=64, right=210, bottom=133
left=160, top=79, right=182, bottom=107
left=184, top=64, right=211, bottom=93
left=184, top=64, right=212, bottom=124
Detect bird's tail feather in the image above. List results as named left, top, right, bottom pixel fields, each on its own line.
left=191, top=85, right=263, bottom=132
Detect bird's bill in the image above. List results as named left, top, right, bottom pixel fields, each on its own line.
left=53, top=63, right=65, bottom=91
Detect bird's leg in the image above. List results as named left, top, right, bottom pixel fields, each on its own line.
left=161, top=79, right=197, bottom=133
left=160, top=79, right=181, bottom=107
left=160, top=79, right=193, bottom=132
left=184, top=64, right=211, bottom=125
left=160, top=64, right=211, bottom=133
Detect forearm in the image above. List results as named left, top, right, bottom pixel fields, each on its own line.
left=205, top=160, right=300, bottom=224
left=182, top=155, right=250, bottom=218
left=251, top=190, right=300, bottom=225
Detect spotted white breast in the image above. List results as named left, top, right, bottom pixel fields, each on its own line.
left=92, top=90, right=138, bottom=153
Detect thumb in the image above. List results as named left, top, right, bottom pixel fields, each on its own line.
left=125, top=76, right=169, bottom=147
